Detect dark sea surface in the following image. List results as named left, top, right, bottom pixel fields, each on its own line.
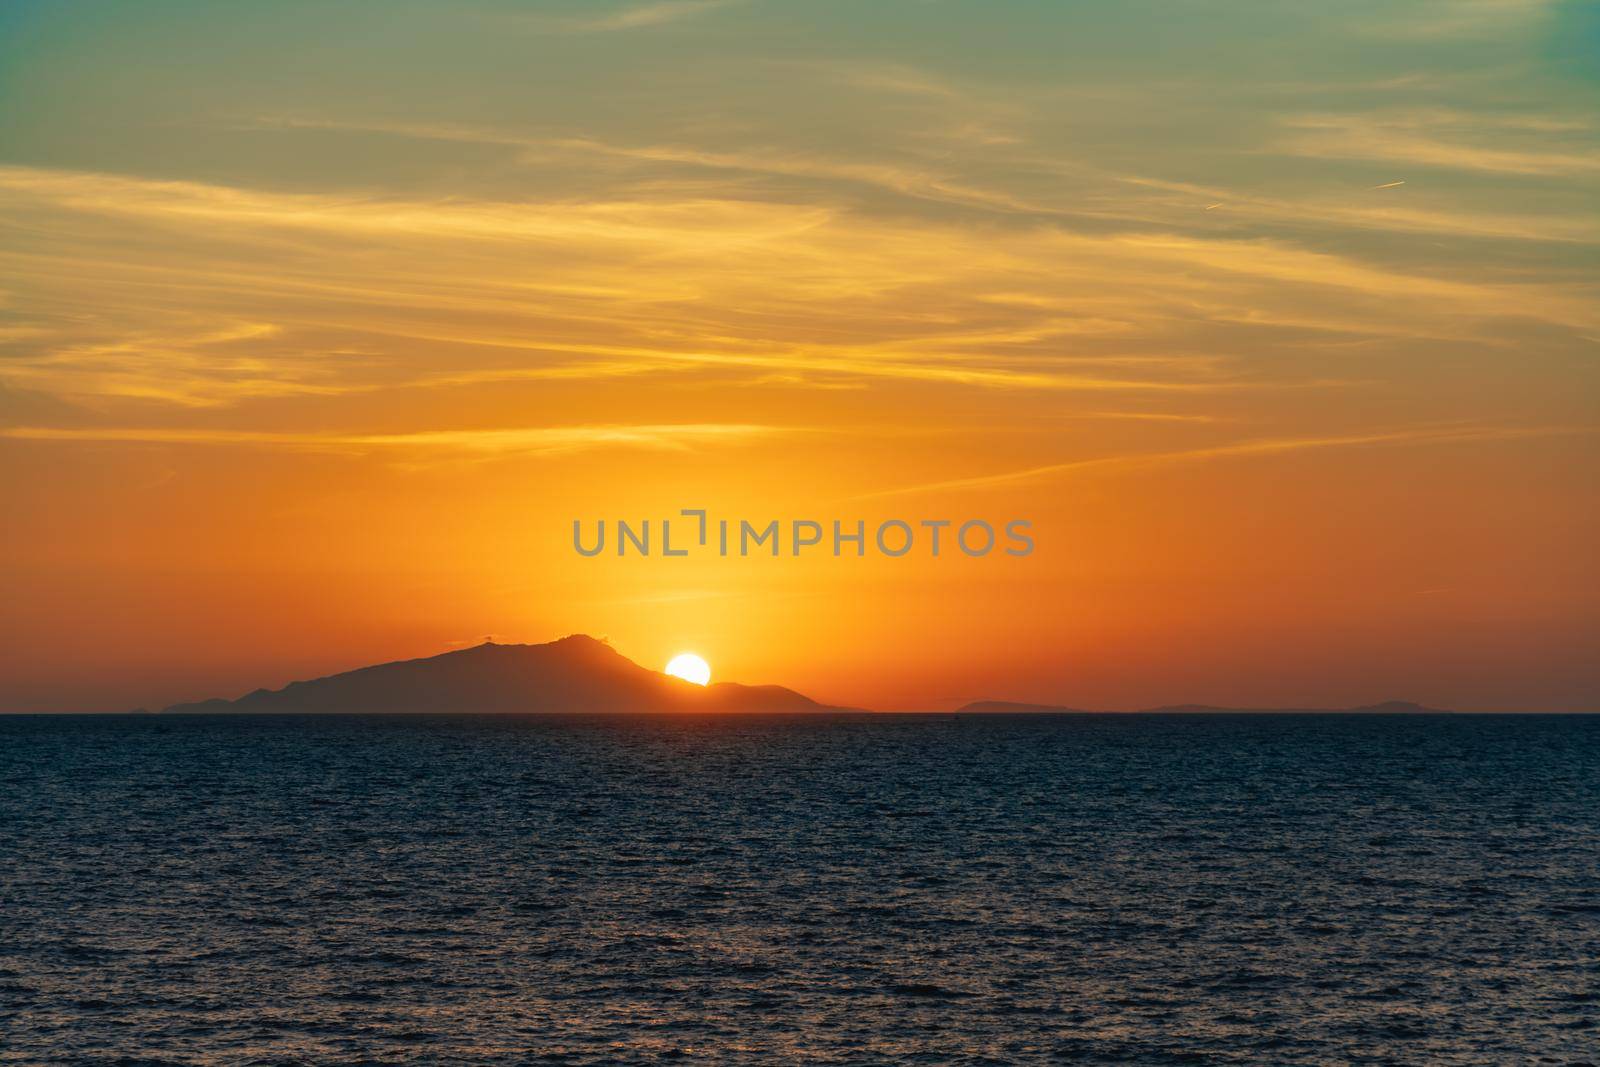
left=1, top=713, right=1597, bottom=1065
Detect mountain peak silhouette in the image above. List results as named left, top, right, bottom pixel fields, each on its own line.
left=161, top=635, right=843, bottom=714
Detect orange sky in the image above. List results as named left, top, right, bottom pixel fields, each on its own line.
left=1, top=1, right=1596, bottom=712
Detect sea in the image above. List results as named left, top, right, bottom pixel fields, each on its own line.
left=1, top=712, right=1596, bottom=1065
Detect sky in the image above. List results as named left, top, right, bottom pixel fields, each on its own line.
left=1, top=0, right=1596, bottom=712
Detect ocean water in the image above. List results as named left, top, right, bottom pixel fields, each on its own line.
left=1, top=713, right=1597, bottom=1065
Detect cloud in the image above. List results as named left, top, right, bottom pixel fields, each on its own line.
left=2, top=160, right=1590, bottom=417
left=242, top=112, right=1600, bottom=244
left=855, top=424, right=1595, bottom=500
left=0, top=318, right=353, bottom=407
left=543, top=136, right=1061, bottom=215
left=1122, top=174, right=1600, bottom=243
left=1070, top=412, right=1222, bottom=423
left=1360, top=0, right=1557, bottom=39
left=0, top=163, right=827, bottom=244
left=0, top=422, right=786, bottom=457
left=1275, top=113, right=1600, bottom=176
left=542, top=0, right=740, bottom=33
left=241, top=117, right=1061, bottom=217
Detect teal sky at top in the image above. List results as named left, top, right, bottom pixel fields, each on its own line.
left=2, top=1, right=1594, bottom=204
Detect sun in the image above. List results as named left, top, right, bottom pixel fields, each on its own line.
left=664, top=652, right=711, bottom=686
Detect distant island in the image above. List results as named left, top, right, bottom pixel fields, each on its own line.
left=152, top=635, right=1458, bottom=715
left=160, top=635, right=844, bottom=714
left=956, top=699, right=1455, bottom=714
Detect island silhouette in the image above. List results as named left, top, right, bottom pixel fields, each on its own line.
left=160, top=635, right=845, bottom=715
left=153, top=634, right=1455, bottom=715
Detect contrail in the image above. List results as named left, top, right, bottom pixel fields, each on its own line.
left=1372, top=180, right=1406, bottom=190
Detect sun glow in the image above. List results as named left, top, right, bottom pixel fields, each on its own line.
left=664, top=652, right=711, bottom=686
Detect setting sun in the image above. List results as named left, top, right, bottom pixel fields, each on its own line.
left=3, top=4, right=1596, bottom=1064
left=664, top=653, right=711, bottom=687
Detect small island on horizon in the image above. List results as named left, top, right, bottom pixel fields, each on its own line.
left=955, top=699, right=1455, bottom=715
left=144, top=635, right=1458, bottom=716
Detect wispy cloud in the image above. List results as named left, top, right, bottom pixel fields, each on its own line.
left=1070, top=411, right=1222, bottom=423
left=244, top=111, right=1600, bottom=247
left=0, top=164, right=826, bottom=243
left=1120, top=173, right=1600, bottom=243
left=0, top=422, right=786, bottom=456
left=241, top=117, right=1058, bottom=217
left=1360, top=0, right=1557, bottom=39
left=1275, top=113, right=1600, bottom=176
left=0, top=318, right=354, bottom=406
left=522, top=134, right=1056, bottom=216
left=854, top=424, right=1595, bottom=500
left=536, top=0, right=741, bottom=33
left=3, top=158, right=1591, bottom=417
